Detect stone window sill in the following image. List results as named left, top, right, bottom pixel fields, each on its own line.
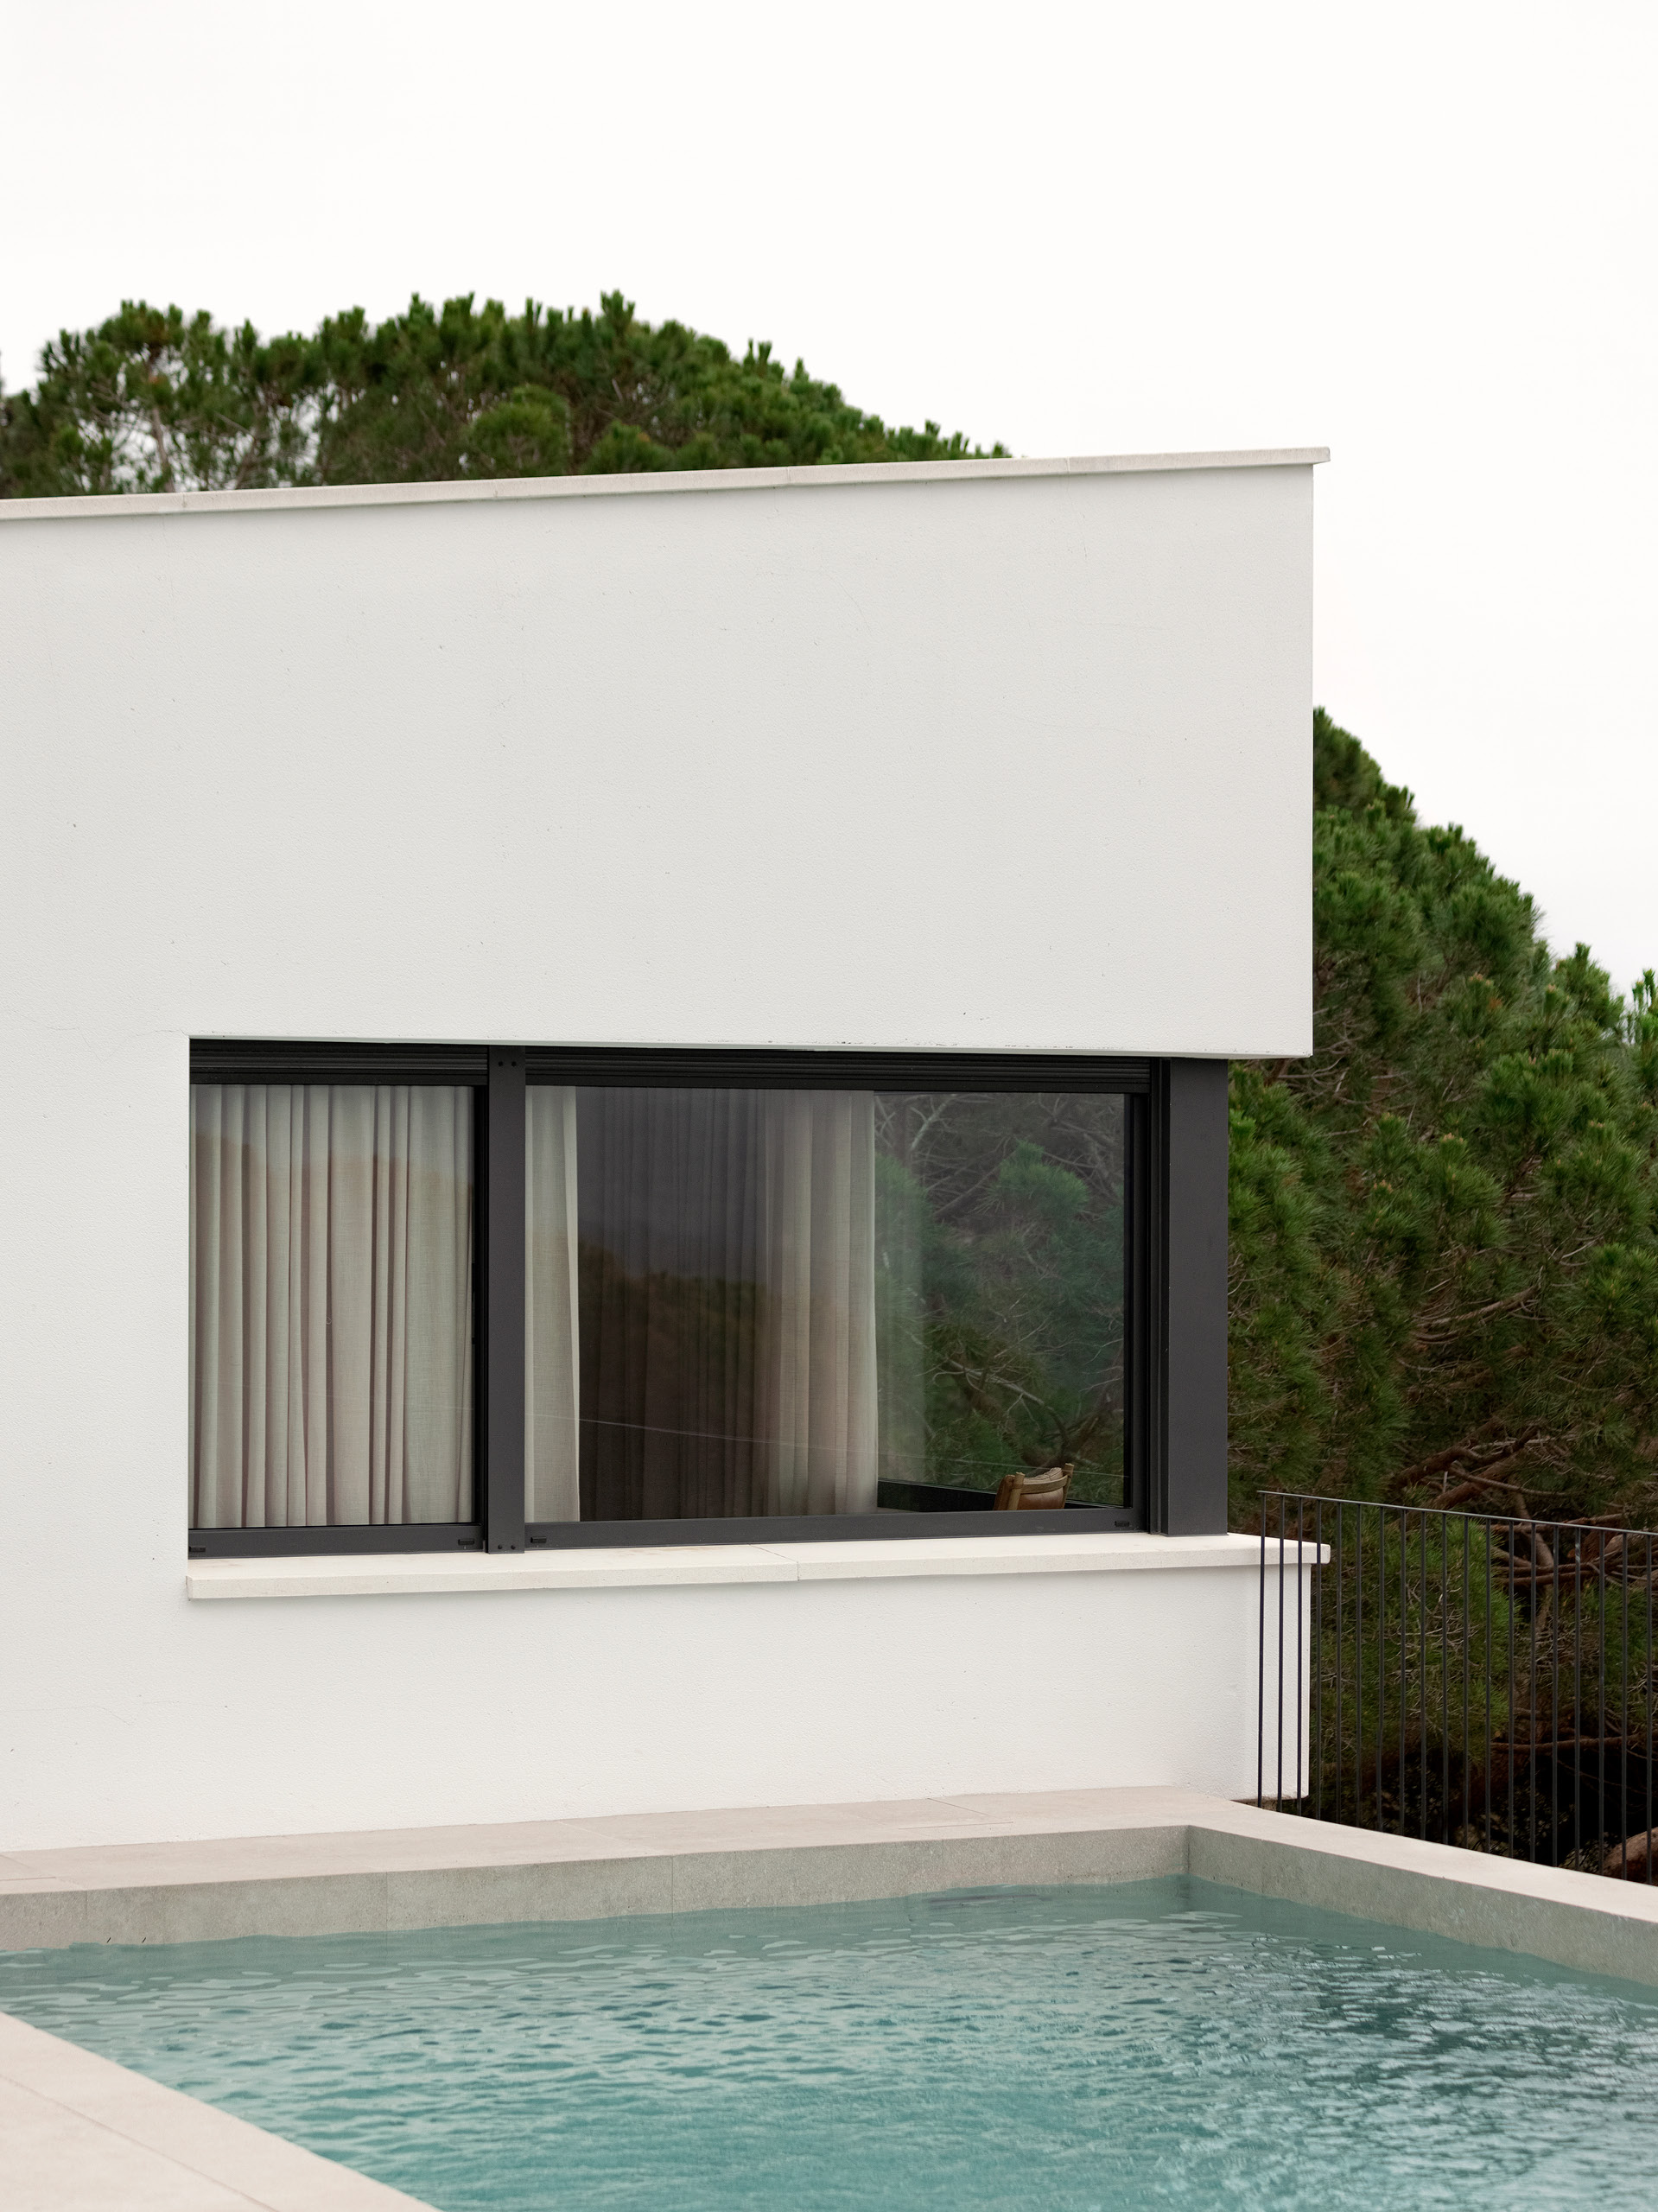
left=185, top=1531, right=1273, bottom=1600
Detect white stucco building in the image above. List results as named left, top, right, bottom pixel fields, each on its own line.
left=0, top=448, right=1320, bottom=1853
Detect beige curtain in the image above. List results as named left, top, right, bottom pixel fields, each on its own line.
left=525, top=1085, right=581, bottom=1521
left=189, top=1084, right=474, bottom=1528
left=761, top=1090, right=880, bottom=1516
left=557, top=1086, right=880, bottom=1522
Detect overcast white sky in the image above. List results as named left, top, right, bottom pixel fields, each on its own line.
left=6, top=2, right=1654, bottom=989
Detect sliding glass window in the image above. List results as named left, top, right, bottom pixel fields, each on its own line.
left=188, top=1047, right=1149, bottom=1554
left=526, top=1085, right=1128, bottom=1526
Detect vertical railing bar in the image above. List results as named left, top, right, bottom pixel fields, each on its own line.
left=1335, top=1502, right=1345, bottom=1830
left=1420, top=1506, right=1431, bottom=1841
left=1441, top=1510, right=1451, bottom=1841
left=1406, top=1495, right=1414, bottom=1840
left=1647, top=1533, right=1653, bottom=1885
left=1257, top=1503, right=1267, bottom=1811
left=1528, top=1515, right=1538, bottom=1865
left=1556, top=1539, right=1565, bottom=1866
left=1296, top=1497, right=1305, bottom=1810
left=1619, top=1529, right=1629, bottom=1879
left=1378, top=1501, right=1387, bottom=1837
left=1378, top=1503, right=1388, bottom=1834
left=1354, top=1503, right=1364, bottom=1830
left=1599, top=1532, right=1608, bottom=1878
left=1494, top=1513, right=1502, bottom=1858
left=1430, top=1506, right=1438, bottom=1840
left=1408, top=1504, right=1417, bottom=1839
left=1317, top=1497, right=1327, bottom=1819
left=1573, top=1522, right=1584, bottom=1871
left=1508, top=1507, right=1517, bottom=1861
left=1461, top=1512, right=1470, bottom=1845
left=1276, top=1494, right=1286, bottom=1814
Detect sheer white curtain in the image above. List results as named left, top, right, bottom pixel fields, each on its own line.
left=760, top=1090, right=880, bottom=1516
left=526, top=1084, right=880, bottom=1522
left=189, top=1084, right=474, bottom=1527
left=524, top=1085, right=581, bottom=1521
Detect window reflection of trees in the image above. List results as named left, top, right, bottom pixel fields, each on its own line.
left=873, top=1093, right=1128, bottom=1506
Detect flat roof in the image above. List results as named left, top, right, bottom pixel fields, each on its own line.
left=0, top=446, right=1330, bottom=524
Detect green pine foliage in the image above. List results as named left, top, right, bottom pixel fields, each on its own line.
left=0, top=293, right=1003, bottom=496
left=873, top=1095, right=1128, bottom=1506
left=1230, top=711, right=1658, bottom=1525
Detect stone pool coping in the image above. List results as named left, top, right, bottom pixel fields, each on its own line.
left=6, top=1785, right=1658, bottom=1976
left=0, top=2007, right=434, bottom=2210
left=9, top=1786, right=1658, bottom=2209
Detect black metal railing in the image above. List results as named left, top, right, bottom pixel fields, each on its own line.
left=1257, top=1492, right=1658, bottom=1881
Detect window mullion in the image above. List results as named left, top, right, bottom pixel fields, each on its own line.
left=485, top=1049, right=527, bottom=1552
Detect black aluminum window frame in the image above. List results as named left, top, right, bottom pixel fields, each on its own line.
left=187, top=1042, right=1222, bottom=1557
left=187, top=1039, right=491, bottom=1559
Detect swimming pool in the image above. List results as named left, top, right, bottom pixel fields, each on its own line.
left=4, top=1876, right=1656, bottom=2209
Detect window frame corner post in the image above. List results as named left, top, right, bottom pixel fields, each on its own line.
left=483, top=1046, right=527, bottom=1552
left=1153, top=1057, right=1229, bottom=1536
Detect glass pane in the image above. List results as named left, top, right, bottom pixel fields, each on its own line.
left=525, top=1084, right=1126, bottom=1522
left=189, top=1084, right=474, bottom=1528
left=873, top=1092, right=1127, bottom=1509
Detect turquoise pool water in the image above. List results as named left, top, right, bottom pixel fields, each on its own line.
left=4, top=1877, right=1658, bottom=2209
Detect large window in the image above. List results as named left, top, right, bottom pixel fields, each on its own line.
left=188, top=1046, right=1157, bottom=1555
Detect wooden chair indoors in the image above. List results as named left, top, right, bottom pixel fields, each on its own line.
left=993, top=1464, right=1074, bottom=1511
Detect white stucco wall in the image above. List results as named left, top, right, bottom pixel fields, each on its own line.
left=0, top=453, right=1314, bottom=1059
left=6, top=1547, right=1274, bottom=1853
left=0, top=453, right=1318, bottom=1851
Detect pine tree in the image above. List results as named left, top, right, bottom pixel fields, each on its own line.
left=0, top=292, right=1003, bottom=496
left=1229, top=712, right=1658, bottom=1523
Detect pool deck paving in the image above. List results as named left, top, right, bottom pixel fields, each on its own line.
left=0, top=2008, right=434, bottom=2211
left=7, top=1783, right=1658, bottom=2208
